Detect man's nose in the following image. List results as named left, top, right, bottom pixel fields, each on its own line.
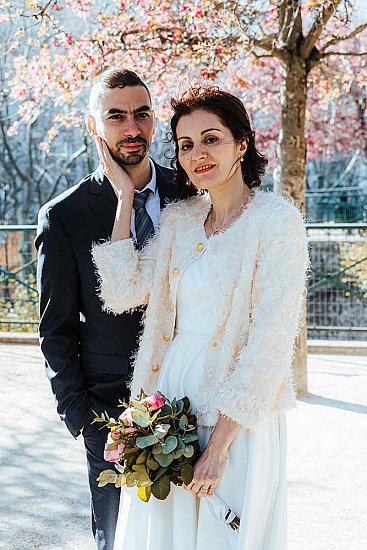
left=123, top=116, right=141, bottom=138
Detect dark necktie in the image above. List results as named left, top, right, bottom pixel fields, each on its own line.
left=133, top=189, right=154, bottom=250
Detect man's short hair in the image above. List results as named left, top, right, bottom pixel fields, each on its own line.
left=88, top=68, right=151, bottom=114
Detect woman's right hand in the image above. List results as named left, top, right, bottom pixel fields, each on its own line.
left=94, top=135, right=135, bottom=200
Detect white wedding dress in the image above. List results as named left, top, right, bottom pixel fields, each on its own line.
left=113, top=250, right=287, bottom=550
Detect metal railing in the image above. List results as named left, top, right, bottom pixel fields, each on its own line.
left=1, top=224, right=366, bottom=338
left=307, top=223, right=367, bottom=339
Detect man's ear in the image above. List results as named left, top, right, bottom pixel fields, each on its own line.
left=85, top=114, right=97, bottom=138
left=151, top=109, right=157, bottom=139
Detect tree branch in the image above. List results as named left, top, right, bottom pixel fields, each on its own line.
left=320, top=50, right=367, bottom=57
left=44, top=144, right=87, bottom=204
left=301, top=0, right=341, bottom=58
left=319, top=22, right=367, bottom=52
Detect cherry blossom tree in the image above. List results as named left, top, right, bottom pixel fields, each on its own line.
left=1, top=0, right=366, bottom=390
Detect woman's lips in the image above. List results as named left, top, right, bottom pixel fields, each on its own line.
left=194, top=164, right=215, bottom=174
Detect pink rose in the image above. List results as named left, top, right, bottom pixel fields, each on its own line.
left=104, top=440, right=125, bottom=463
left=141, top=393, right=166, bottom=412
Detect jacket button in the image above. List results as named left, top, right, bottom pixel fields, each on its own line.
left=172, top=268, right=179, bottom=277
left=152, top=364, right=160, bottom=373
left=169, top=303, right=175, bottom=311
left=163, top=334, right=171, bottom=342
left=212, top=341, right=218, bottom=347
left=197, top=242, right=204, bottom=252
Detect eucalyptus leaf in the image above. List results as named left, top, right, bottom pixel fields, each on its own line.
left=114, top=474, right=126, bottom=488
left=136, top=435, right=159, bottom=449
left=152, top=442, right=163, bottom=455
left=154, top=466, right=168, bottom=482
left=182, top=434, right=199, bottom=443
left=146, top=457, right=160, bottom=470
left=151, top=474, right=171, bottom=500
left=137, top=485, right=151, bottom=502
left=131, top=410, right=151, bottom=427
left=136, top=450, right=149, bottom=464
left=162, top=435, right=177, bottom=455
left=182, top=396, right=191, bottom=410
left=183, top=445, right=194, bottom=458
left=130, top=400, right=149, bottom=413
left=173, top=438, right=186, bottom=459
left=155, top=452, right=174, bottom=467
left=179, top=414, right=188, bottom=430
left=154, top=424, right=170, bottom=439
left=175, top=400, right=184, bottom=415
left=97, top=469, right=117, bottom=487
left=114, top=462, right=125, bottom=474
left=180, top=463, right=194, bottom=485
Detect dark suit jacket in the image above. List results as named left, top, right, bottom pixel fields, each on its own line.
left=35, top=161, right=194, bottom=438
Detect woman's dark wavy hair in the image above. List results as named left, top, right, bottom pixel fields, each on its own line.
left=170, top=85, right=268, bottom=192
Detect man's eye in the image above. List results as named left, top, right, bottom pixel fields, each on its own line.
left=110, top=115, right=124, bottom=120
left=136, top=113, right=150, bottom=119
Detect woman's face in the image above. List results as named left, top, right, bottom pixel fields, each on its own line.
left=176, top=109, right=245, bottom=191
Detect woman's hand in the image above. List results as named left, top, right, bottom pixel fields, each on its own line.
left=94, top=135, right=135, bottom=200
left=185, top=444, right=228, bottom=498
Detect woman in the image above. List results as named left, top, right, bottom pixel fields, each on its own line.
left=92, top=85, right=309, bottom=550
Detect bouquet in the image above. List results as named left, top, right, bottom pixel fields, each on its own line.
left=94, top=390, right=240, bottom=539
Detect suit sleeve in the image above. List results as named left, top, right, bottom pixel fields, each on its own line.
left=217, top=203, right=310, bottom=428
left=35, top=205, right=90, bottom=438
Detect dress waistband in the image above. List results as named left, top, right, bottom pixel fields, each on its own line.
left=174, top=328, right=212, bottom=341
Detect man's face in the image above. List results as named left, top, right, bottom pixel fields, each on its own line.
left=89, top=85, right=155, bottom=167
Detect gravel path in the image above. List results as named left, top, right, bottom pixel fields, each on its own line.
left=0, top=345, right=366, bottom=550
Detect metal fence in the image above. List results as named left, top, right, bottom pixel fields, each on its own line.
left=1, top=224, right=367, bottom=338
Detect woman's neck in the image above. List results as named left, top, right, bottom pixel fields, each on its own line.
left=209, top=180, right=253, bottom=226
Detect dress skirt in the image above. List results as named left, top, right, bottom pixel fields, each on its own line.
left=113, top=251, right=287, bottom=550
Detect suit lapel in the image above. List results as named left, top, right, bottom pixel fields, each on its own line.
left=88, top=165, right=118, bottom=237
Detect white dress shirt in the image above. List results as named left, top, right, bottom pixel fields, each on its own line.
left=130, top=159, right=160, bottom=239
left=110, top=158, right=160, bottom=239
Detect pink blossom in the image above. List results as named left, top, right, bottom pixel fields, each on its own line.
left=104, top=438, right=125, bottom=463
left=141, top=393, right=166, bottom=412
left=119, top=407, right=134, bottom=426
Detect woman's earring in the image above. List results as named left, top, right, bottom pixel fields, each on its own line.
left=240, top=155, right=245, bottom=162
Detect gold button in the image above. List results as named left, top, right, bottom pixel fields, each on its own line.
left=197, top=242, right=204, bottom=252
left=212, top=341, right=218, bottom=348
left=152, top=364, right=160, bottom=373
left=172, top=268, right=179, bottom=277
left=163, top=334, right=171, bottom=342
left=169, top=303, right=175, bottom=311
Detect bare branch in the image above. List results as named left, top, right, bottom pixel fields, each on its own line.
left=44, top=144, right=87, bottom=204
left=301, top=0, right=342, bottom=59
left=320, top=50, right=367, bottom=57
left=320, top=22, right=367, bottom=52
left=277, top=0, right=303, bottom=50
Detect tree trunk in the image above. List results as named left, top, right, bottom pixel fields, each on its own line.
left=273, top=56, right=308, bottom=394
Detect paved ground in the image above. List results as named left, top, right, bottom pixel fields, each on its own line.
left=0, top=345, right=366, bottom=550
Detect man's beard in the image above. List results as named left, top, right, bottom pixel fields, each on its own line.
left=110, top=137, right=149, bottom=167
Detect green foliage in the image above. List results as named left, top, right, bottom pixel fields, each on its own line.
left=96, top=391, right=201, bottom=502
left=0, top=274, right=38, bottom=333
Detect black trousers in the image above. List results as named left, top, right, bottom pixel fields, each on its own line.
left=83, top=371, right=131, bottom=550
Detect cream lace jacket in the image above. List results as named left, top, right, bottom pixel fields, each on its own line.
left=92, top=189, right=309, bottom=429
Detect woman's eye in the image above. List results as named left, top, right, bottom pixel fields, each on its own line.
left=205, top=136, right=218, bottom=144
left=180, top=143, right=192, bottom=151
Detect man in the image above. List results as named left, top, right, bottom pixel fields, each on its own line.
left=35, top=68, right=194, bottom=550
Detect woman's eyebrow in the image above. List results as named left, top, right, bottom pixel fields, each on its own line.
left=177, top=128, right=221, bottom=141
